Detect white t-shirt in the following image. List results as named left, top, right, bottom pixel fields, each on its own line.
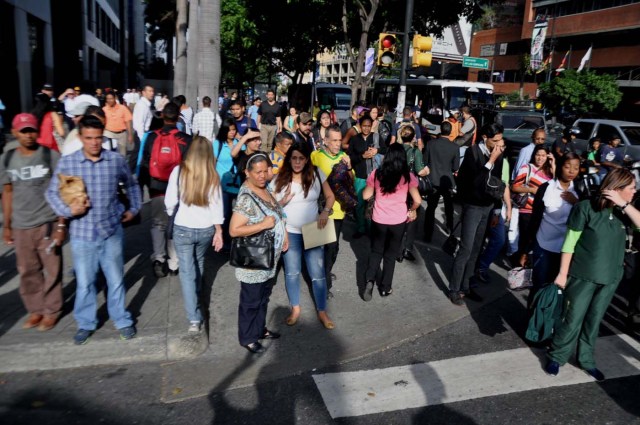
left=164, top=166, right=224, bottom=229
left=537, top=179, right=578, bottom=253
left=270, top=169, right=327, bottom=234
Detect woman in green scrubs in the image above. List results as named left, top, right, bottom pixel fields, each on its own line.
left=545, top=168, right=640, bottom=380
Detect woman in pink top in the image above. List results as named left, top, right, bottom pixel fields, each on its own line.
left=362, top=143, right=421, bottom=300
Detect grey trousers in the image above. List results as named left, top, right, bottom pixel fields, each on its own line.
left=150, top=196, right=178, bottom=270
left=449, top=203, right=492, bottom=294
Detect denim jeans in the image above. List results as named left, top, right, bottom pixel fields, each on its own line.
left=173, top=224, right=215, bottom=323
left=282, top=232, right=327, bottom=311
left=450, top=203, right=492, bottom=294
left=477, top=214, right=507, bottom=272
left=70, top=226, right=133, bottom=330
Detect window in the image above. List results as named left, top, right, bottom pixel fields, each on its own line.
left=595, top=124, right=623, bottom=142
left=621, top=126, right=640, bottom=145
left=576, top=122, right=595, bottom=139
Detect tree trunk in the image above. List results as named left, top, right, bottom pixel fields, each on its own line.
left=186, top=0, right=200, bottom=111
left=173, top=0, right=188, bottom=96
left=198, top=0, right=220, bottom=117
left=343, top=0, right=379, bottom=107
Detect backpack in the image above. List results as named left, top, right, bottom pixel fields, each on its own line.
left=326, top=160, right=358, bottom=212
left=149, top=128, right=186, bottom=181
left=377, top=119, right=393, bottom=146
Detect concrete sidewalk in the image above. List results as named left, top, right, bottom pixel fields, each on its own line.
left=0, top=201, right=515, bottom=401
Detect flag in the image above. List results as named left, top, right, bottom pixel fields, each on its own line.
left=535, top=53, right=552, bottom=74
left=555, top=50, right=569, bottom=75
left=364, top=48, right=375, bottom=75
left=577, top=46, right=592, bottom=72
left=530, top=20, right=548, bottom=71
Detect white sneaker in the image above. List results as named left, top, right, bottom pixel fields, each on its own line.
left=188, top=322, right=201, bottom=333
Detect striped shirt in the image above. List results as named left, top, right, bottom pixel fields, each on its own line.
left=46, top=149, right=142, bottom=241
left=512, top=163, right=552, bottom=214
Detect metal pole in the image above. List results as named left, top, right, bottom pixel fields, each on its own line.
left=395, top=0, right=414, bottom=122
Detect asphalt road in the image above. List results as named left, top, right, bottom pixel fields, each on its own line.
left=2, top=290, right=639, bottom=425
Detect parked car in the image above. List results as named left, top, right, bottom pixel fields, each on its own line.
left=571, top=119, right=640, bottom=161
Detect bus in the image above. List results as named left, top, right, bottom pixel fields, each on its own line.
left=288, top=83, right=352, bottom=123
left=370, top=78, right=495, bottom=134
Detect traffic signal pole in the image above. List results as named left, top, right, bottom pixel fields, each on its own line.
left=395, top=0, right=414, bottom=122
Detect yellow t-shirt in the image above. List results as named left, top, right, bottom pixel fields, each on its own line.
left=311, top=149, right=347, bottom=220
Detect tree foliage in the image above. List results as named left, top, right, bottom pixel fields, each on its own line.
left=539, top=70, right=622, bottom=116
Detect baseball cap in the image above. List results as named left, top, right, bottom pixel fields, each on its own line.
left=356, top=106, right=370, bottom=116
left=68, top=101, right=93, bottom=117
left=298, top=112, right=314, bottom=124
left=12, top=113, right=39, bottom=131
left=42, top=83, right=54, bottom=91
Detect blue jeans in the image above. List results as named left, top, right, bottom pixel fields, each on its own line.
left=282, top=232, right=327, bottom=311
left=70, top=226, right=133, bottom=330
left=173, top=224, right=215, bottom=323
left=477, top=215, right=507, bottom=272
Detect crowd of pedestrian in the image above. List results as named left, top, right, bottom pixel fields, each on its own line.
left=1, top=83, right=639, bottom=379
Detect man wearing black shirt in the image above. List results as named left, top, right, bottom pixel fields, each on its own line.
left=257, top=89, right=282, bottom=152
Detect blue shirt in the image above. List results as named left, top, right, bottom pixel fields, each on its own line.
left=234, top=116, right=257, bottom=137
left=46, top=149, right=142, bottom=241
left=599, top=145, right=624, bottom=175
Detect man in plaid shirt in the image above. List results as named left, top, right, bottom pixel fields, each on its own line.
left=46, top=115, right=142, bottom=345
left=191, top=96, right=219, bottom=142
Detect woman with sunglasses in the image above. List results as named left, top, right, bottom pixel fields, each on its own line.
left=271, top=143, right=337, bottom=329
left=229, top=152, right=287, bottom=354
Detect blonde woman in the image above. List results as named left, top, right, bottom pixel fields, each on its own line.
left=165, top=136, right=224, bottom=333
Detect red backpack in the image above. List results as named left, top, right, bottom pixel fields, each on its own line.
left=149, top=128, right=186, bottom=181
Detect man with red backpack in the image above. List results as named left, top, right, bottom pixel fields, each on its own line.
left=141, top=102, right=191, bottom=277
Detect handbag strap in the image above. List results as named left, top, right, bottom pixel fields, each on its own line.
left=244, top=191, right=281, bottom=221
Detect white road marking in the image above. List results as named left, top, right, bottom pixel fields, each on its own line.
left=313, top=334, right=640, bottom=419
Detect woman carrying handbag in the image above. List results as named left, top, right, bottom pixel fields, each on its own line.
left=229, top=152, right=288, bottom=354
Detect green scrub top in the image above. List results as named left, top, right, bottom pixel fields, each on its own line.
left=567, top=200, right=626, bottom=285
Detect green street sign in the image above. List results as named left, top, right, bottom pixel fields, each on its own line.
left=462, top=56, right=489, bottom=70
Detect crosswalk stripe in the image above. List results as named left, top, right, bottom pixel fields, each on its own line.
left=313, top=334, right=640, bottom=419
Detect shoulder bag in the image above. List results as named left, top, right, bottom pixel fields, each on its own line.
left=407, top=146, right=434, bottom=197
left=229, top=193, right=276, bottom=270
left=165, top=170, right=180, bottom=239
left=511, top=164, right=532, bottom=209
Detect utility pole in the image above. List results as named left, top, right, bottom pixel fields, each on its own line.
left=394, top=0, right=414, bottom=122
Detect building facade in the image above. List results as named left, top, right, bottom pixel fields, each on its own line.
left=468, top=0, right=640, bottom=119
left=1, top=0, right=149, bottom=120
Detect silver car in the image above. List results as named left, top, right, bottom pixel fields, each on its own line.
left=572, top=119, right=640, bottom=161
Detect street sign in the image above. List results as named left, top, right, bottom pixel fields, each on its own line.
left=462, top=56, right=489, bottom=69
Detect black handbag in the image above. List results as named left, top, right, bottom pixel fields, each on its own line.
left=416, top=174, right=434, bottom=197
left=442, top=221, right=461, bottom=257
left=165, top=170, right=180, bottom=239
left=229, top=194, right=276, bottom=270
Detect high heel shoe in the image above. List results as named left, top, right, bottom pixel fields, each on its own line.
left=317, top=312, right=335, bottom=330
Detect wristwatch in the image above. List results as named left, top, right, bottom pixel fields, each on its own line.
left=322, top=207, right=333, bottom=216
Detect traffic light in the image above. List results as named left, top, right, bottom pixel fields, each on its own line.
left=377, top=33, right=397, bottom=67
left=412, top=34, right=433, bottom=68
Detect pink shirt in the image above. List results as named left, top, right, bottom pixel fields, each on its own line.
left=367, top=170, right=418, bottom=225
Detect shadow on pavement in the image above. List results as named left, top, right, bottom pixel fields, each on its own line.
left=208, top=305, right=345, bottom=424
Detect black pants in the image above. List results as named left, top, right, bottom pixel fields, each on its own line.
left=324, top=219, right=344, bottom=290
left=238, top=279, right=274, bottom=346
left=424, top=188, right=453, bottom=241
left=365, top=221, right=405, bottom=293
left=516, top=211, right=533, bottom=256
